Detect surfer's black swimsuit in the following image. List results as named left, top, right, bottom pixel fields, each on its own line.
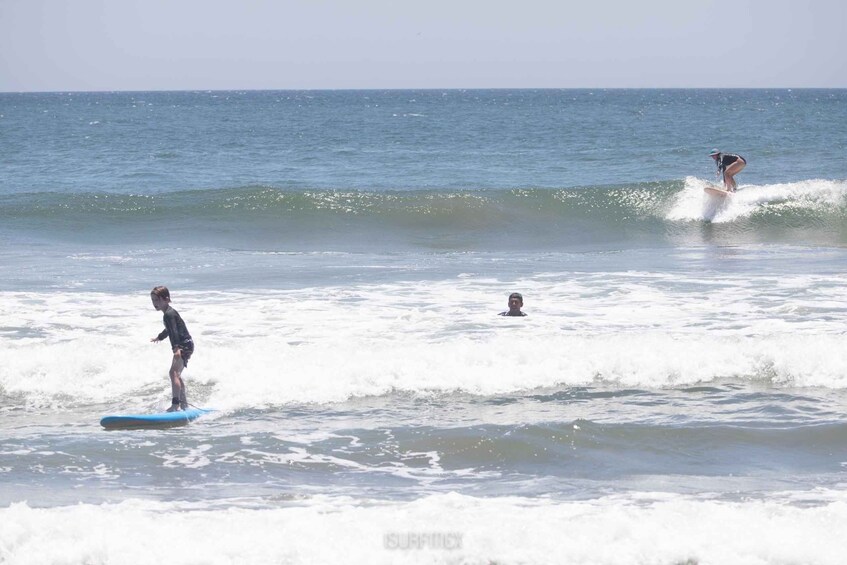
left=716, top=153, right=746, bottom=174
left=157, top=306, right=194, bottom=365
left=499, top=311, right=528, bottom=317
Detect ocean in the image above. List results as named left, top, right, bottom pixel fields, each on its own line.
left=1, top=89, right=846, bottom=564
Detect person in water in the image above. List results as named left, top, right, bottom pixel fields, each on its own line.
left=710, top=149, right=746, bottom=192
left=499, top=292, right=527, bottom=317
left=150, top=286, right=194, bottom=412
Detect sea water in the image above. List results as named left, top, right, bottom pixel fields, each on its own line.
left=1, top=89, right=847, bottom=564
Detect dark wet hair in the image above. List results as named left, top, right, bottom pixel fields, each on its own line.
left=509, top=292, right=523, bottom=301
left=150, top=286, right=171, bottom=301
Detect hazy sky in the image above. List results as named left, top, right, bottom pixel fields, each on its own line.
left=1, top=0, right=845, bottom=92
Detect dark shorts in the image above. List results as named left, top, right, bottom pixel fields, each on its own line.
left=177, top=341, right=194, bottom=367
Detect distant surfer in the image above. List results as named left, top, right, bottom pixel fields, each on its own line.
left=150, top=286, right=195, bottom=412
left=709, top=149, right=746, bottom=192
left=499, top=292, right=527, bottom=317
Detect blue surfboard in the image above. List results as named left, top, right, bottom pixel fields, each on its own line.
left=100, top=407, right=212, bottom=429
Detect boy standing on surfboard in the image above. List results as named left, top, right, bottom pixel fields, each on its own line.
left=150, top=286, right=194, bottom=412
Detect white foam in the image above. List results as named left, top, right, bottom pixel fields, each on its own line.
left=2, top=278, right=846, bottom=410
left=667, top=177, right=847, bottom=223
left=2, top=492, right=847, bottom=564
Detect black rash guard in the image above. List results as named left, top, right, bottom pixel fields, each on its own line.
left=157, top=306, right=193, bottom=350
left=716, top=153, right=746, bottom=174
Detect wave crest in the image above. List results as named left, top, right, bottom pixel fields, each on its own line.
left=3, top=180, right=846, bottom=249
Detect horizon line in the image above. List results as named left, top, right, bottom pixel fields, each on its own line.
left=2, top=86, right=846, bottom=95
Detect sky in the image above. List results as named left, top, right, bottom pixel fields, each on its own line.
left=1, top=0, right=845, bottom=92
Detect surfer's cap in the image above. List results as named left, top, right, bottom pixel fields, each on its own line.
left=709, top=148, right=720, bottom=156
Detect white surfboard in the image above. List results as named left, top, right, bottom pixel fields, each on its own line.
left=704, top=185, right=733, bottom=197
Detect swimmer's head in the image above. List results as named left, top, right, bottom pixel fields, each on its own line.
left=508, top=292, right=523, bottom=310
